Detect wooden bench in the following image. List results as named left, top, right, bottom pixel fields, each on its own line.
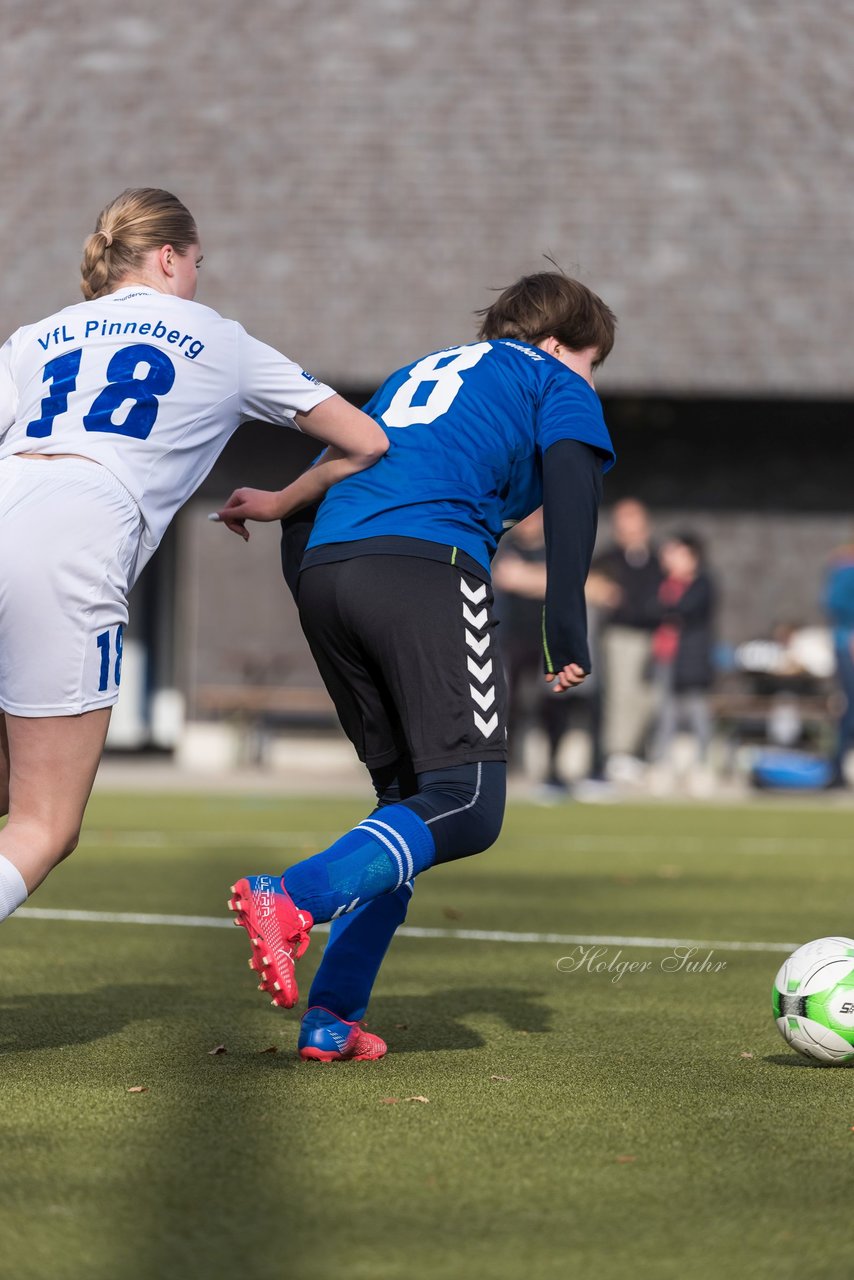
left=707, top=688, right=838, bottom=771
left=194, top=684, right=338, bottom=721
left=708, top=690, right=836, bottom=727
left=192, top=684, right=342, bottom=765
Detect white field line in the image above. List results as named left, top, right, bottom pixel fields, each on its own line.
left=12, top=906, right=800, bottom=954
left=78, top=829, right=854, bottom=856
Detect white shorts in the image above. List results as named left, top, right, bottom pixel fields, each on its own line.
left=0, top=456, right=142, bottom=717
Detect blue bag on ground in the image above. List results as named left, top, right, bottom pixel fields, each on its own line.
left=750, top=750, right=833, bottom=790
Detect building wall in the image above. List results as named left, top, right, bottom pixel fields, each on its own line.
left=3, top=0, right=853, bottom=397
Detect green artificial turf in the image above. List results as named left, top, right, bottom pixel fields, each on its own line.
left=2, top=793, right=854, bottom=1280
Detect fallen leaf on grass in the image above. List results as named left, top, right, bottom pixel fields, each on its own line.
left=405, top=1095, right=430, bottom=1104
left=380, top=1097, right=399, bottom=1105
left=490, top=1075, right=513, bottom=1082
left=127, top=1086, right=148, bottom=1094
left=259, top=1046, right=279, bottom=1055
left=208, top=1044, right=227, bottom=1056
left=615, top=1155, right=636, bottom=1164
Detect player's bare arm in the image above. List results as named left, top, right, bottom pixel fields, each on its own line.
left=213, top=448, right=337, bottom=539
left=216, top=445, right=378, bottom=541
left=216, top=395, right=388, bottom=539
left=294, top=392, right=387, bottom=459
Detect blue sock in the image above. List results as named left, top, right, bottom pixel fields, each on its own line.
left=283, top=803, right=435, bottom=924
left=307, top=881, right=414, bottom=1022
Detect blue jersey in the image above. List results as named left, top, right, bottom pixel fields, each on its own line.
left=306, top=339, right=615, bottom=573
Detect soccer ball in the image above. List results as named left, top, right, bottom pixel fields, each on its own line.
left=772, top=936, right=854, bottom=1065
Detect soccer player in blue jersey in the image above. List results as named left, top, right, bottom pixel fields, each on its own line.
left=219, top=271, right=616, bottom=1061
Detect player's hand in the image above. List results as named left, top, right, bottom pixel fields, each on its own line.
left=213, top=488, right=285, bottom=541
left=545, top=663, right=587, bottom=692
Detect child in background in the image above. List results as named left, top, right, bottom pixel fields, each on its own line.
left=649, top=533, right=717, bottom=775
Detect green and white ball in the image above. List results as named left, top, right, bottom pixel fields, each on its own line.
left=772, top=936, right=854, bottom=1065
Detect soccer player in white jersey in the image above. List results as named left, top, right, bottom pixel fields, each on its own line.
left=0, top=187, right=387, bottom=923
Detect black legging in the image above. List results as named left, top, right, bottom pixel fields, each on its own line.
left=369, top=758, right=506, bottom=864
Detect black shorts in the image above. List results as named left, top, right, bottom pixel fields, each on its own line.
left=297, top=555, right=508, bottom=773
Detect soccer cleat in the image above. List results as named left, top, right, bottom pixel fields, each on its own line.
left=298, top=1006, right=387, bottom=1063
left=228, top=875, right=313, bottom=1009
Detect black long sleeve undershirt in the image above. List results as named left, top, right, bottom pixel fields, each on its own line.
left=541, top=438, right=605, bottom=674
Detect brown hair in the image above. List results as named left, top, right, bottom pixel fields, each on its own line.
left=80, top=188, right=198, bottom=300
left=476, top=271, right=616, bottom=367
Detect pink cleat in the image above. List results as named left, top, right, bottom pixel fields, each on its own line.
left=298, top=1006, right=388, bottom=1062
left=228, top=875, right=313, bottom=1009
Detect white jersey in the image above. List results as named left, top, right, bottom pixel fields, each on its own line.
left=0, top=286, right=334, bottom=571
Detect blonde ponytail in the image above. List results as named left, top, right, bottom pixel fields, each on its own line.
left=80, top=188, right=197, bottom=300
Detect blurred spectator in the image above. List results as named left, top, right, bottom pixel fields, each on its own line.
left=822, top=545, right=854, bottom=787
left=649, top=532, right=717, bottom=767
left=493, top=509, right=606, bottom=794
left=591, top=498, right=663, bottom=775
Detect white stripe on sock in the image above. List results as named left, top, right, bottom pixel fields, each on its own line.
left=359, top=818, right=414, bottom=881
left=355, top=822, right=406, bottom=889
left=330, top=896, right=361, bottom=919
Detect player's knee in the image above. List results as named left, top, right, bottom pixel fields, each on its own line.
left=469, top=797, right=504, bottom=855
left=17, top=817, right=80, bottom=863
left=57, top=830, right=80, bottom=861
left=412, top=761, right=506, bottom=863
left=468, top=793, right=507, bottom=855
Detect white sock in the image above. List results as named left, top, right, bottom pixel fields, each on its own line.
left=0, top=854, right=28, bottom=921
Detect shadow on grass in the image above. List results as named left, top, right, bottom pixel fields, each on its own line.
left=0, top=984, right=187, bottom=1054
left=363, top=986, right=552, bottom=1053
left=762, top=1054, right=852, bottom=1068
left=0, top=982, right=551, bottom=1058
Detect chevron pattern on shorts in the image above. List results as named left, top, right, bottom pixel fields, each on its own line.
left=461, top=577, right=498, bottom=737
